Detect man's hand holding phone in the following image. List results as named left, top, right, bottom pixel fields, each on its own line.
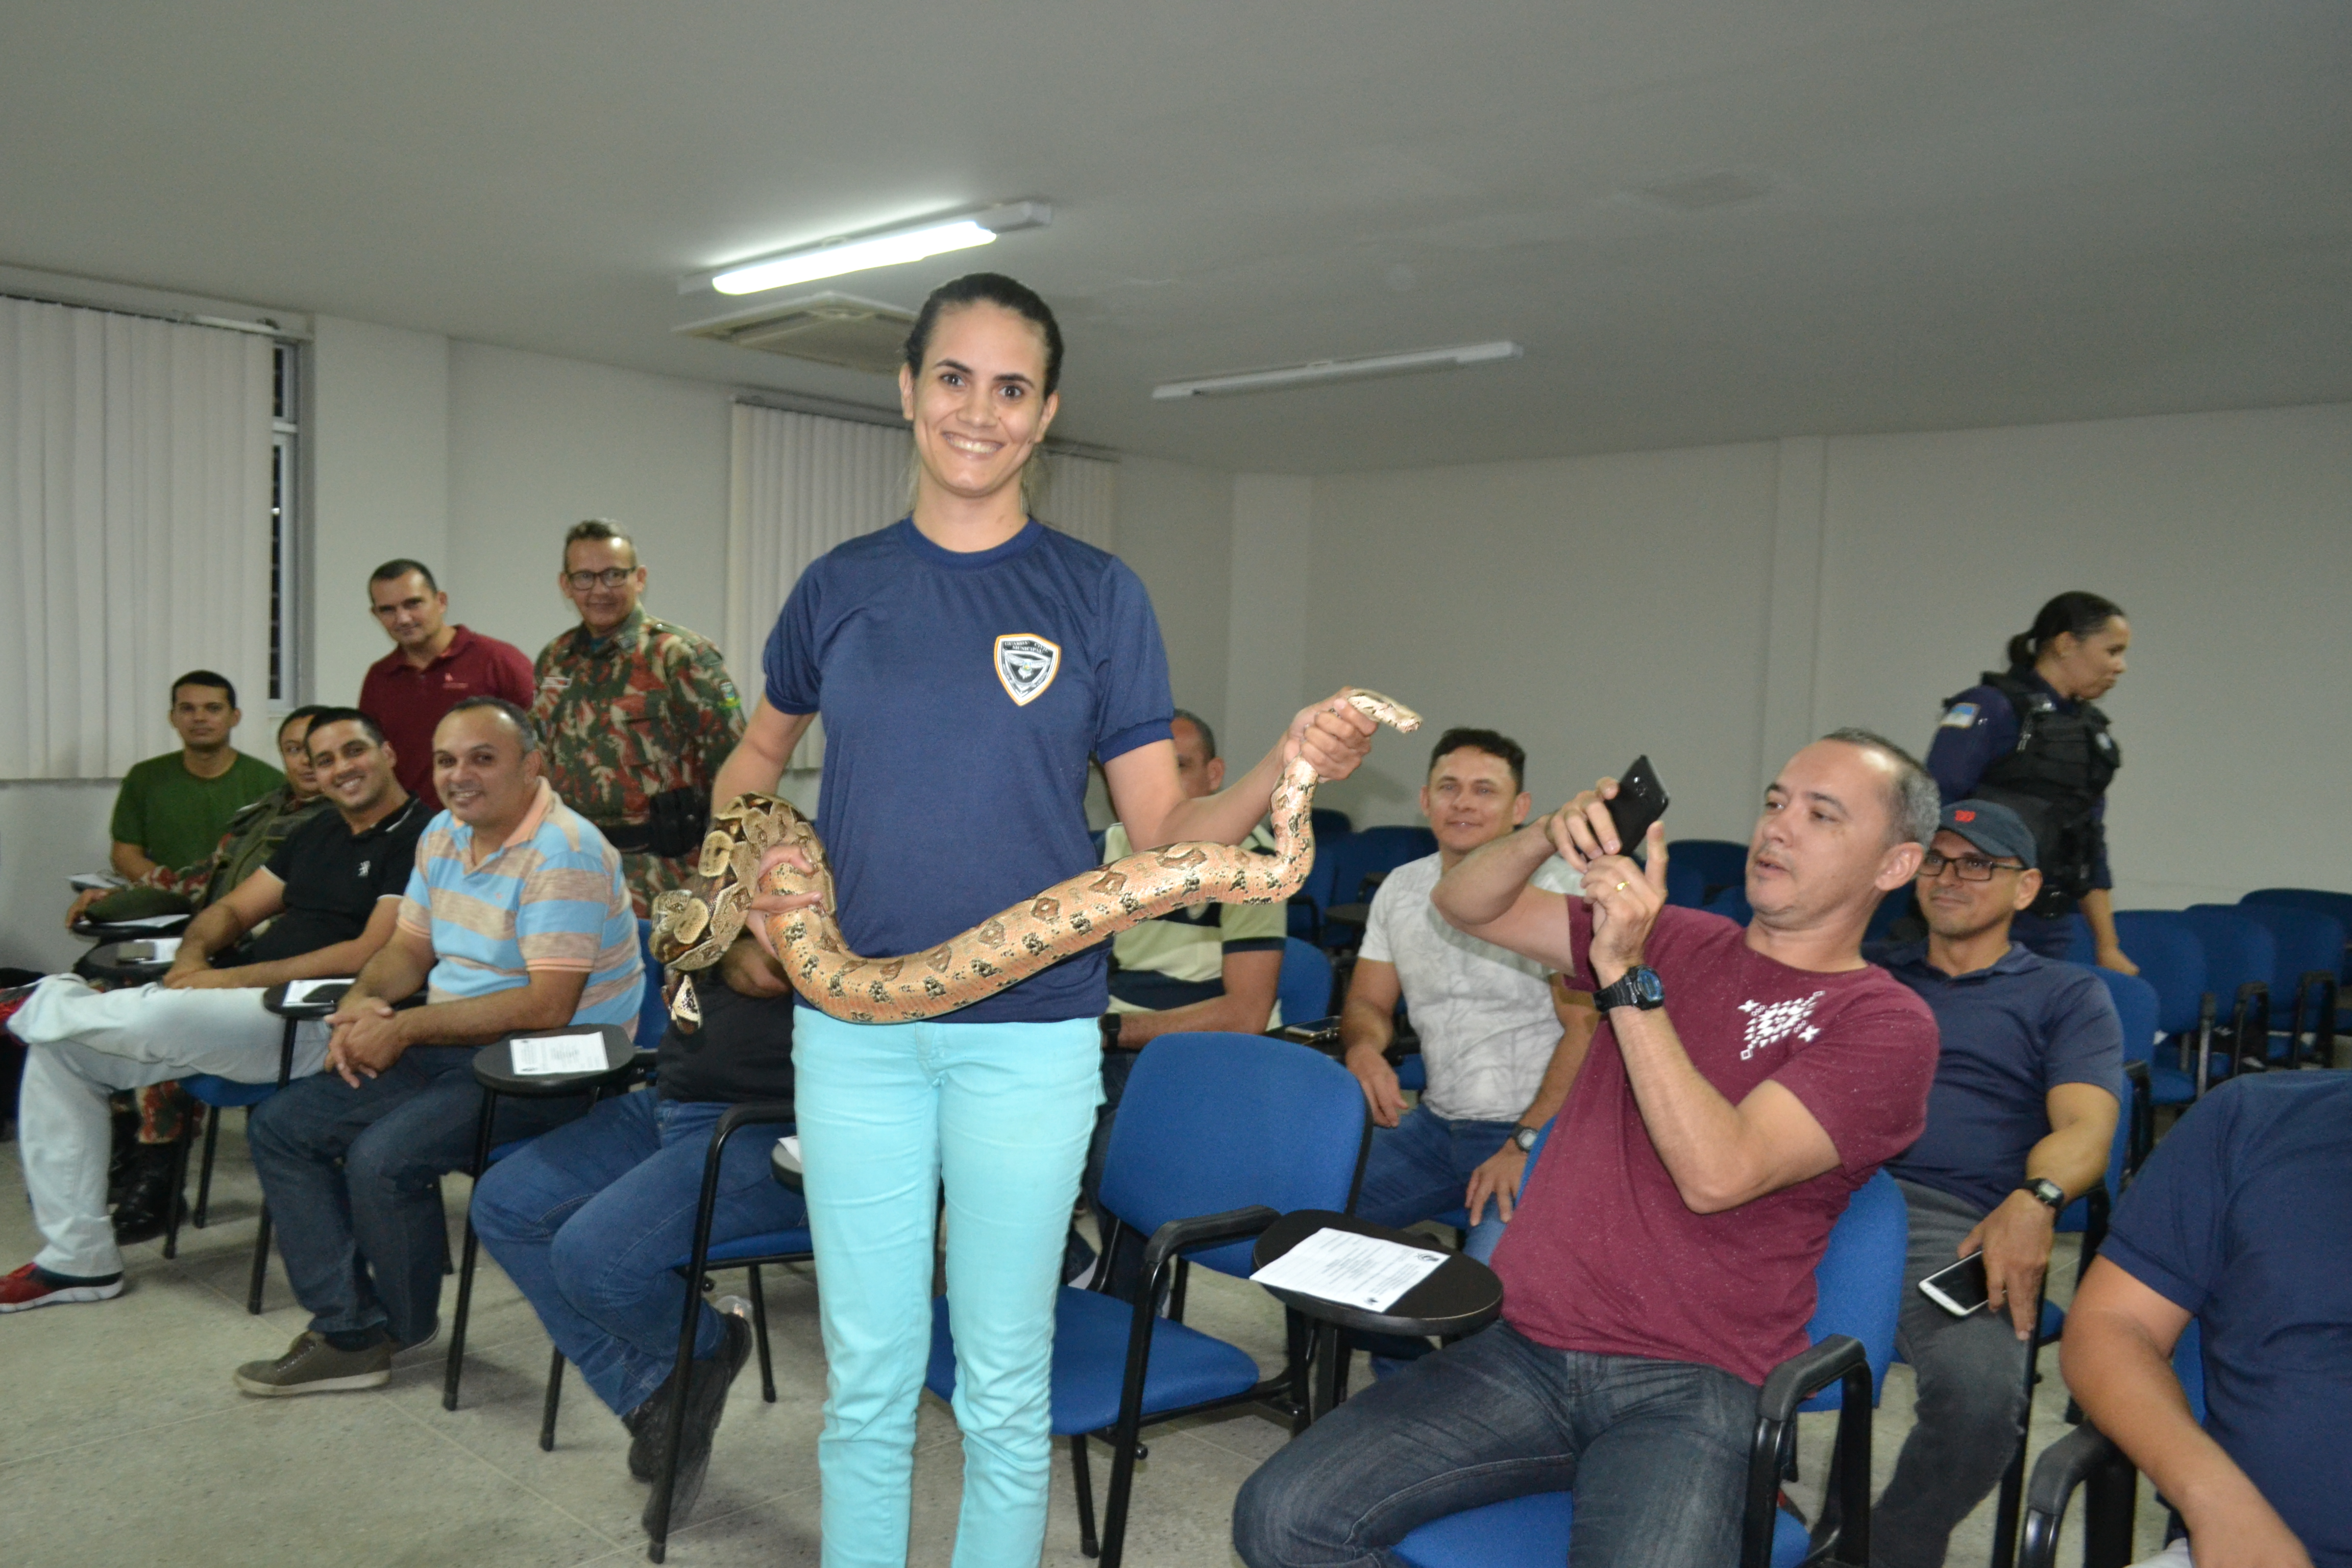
left=1544, top=761, right=1672, bottom=989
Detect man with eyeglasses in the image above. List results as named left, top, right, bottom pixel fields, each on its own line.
left=528, top=520, right=747, bottom=914
left=1868, top=799, right=2124, bottom=1568
left=357, top=559, right=536, bottom=804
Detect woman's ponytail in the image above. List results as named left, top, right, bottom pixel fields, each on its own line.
left=2009, top=591, right=2125, bottom=672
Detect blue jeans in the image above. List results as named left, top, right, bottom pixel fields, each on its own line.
left=469, top=1090, right=811, bottom=1417
left=247, top=1045, right=589, bottom=1346
left=1355, top=1104, right=1515, bottom=1245
left=1234, top=1322, right=1757, bottom=1568
left=792, top=1007, right=1102, bottom=1568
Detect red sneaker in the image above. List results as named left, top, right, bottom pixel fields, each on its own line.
left=0, top=1262, right=125, bottom=1313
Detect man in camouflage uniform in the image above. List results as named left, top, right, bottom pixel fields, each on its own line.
left=530, top=521, right=747, bottom=916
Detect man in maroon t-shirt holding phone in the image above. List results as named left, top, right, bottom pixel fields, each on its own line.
left=1236, top=730, right=1941, bottom=1568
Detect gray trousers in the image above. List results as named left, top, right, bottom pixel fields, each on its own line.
left=1872, top=1180, right=2035, bottom=1568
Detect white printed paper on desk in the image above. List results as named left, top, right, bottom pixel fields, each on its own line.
left=510, top=1033, right=610, bottom=1076
left=137, top=938, right=183, bottom=963
left=114, top=914, right=187, bottom=932
left=282, top=978, right=355, bottom=1008
left=69, top=871, right=127, bottom=892
left=1248, top=1228, right=1448, bottom=1313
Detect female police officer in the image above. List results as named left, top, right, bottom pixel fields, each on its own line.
left=1927, top=591, right=2135, bottom=971
left=712, top=272, right=1376, bottom=1567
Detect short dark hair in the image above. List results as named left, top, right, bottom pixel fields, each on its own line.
left=903, top=273, right=1066, bottom=398
left=171, top=670, right=236, bottom=709
left=442, top=695, right=539, bottom=754
left=369, top=558, right=439, bottom=594
left=562, top=518, right=637, bottom=566
left=278, top=704, right=334, bottom=739
left=1428, top=727, right=1527, bottom=792
left=302, top=706, right=386, bottom=748
left=1170, top=708, right=1217, bottom=762
left=1819, top=727, right=1940, bottom=846
left=2007, top=591, right=2124, bottom=671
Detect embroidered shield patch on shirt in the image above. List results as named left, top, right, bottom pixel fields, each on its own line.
left=993, top=634, right=1062, bottom=706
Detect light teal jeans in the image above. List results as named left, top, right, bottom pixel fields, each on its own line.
left=792, top=1006, right=1104, bottom=1568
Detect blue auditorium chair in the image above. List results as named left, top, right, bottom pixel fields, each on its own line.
left=2239, top=888, right=2352, bottom=982
left=2176, top=908, right=2274, bottom=1087
left=2212, top=902, right=2341, bottom=1069
left=1277, top=937, right=1335, bottom=1028
left=1668, top=839, right=1750, bottom=904
left=2108, top=912, right=2211, bottom=1109
left=1394, top=1168, right=1907, bottom=1568
left=926, top=1032, right=1371, bottom=1568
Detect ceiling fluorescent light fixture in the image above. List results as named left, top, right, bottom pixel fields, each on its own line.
left=693, top=202, right=1051, bottom=298
left=1152, top=340, right=1523, bottom=400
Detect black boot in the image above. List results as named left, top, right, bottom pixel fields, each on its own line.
left=111, top=1143, right=185, bottom=1245
left=107, top=1108, right=144, bottom=1205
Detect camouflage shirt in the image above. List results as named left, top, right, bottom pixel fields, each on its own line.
left=531, top=607, right=746, bottom=914
left=149, top=783, right=331, bottom=908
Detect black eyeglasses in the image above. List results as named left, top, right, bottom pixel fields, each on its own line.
left=1918, top=852, right=2023, bottom=882
left=565, top=568, right=636, bottom=590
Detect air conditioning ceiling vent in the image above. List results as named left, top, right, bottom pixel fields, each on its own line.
left=677, top=291, right=915, bottom=375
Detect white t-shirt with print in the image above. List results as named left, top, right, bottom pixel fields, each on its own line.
left=1359, top=851, right=1581, bottom=1124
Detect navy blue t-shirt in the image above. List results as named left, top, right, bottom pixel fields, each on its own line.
left=1881, top=942, right=2124, bottom=1214
left=764, top=519, right=1174, bottom=1024
left=2101, top=1074, right=2352, bottom=1565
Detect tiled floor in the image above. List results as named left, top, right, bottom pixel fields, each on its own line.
left=0, top=1128, right=2171, bottom=1567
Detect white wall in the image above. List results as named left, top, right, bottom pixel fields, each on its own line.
left=308, top=315, right=450, bottom=704
left=1199, top=403, right=2352, bottom=912
left=446, top=341, right=736, bottom=670
left=0, top=783, right=119, bottom=973
left=1302, top=443, right=1782, bottom=836
left=1112, top=455, right=1235, bottom=738
left=1811, top=404, right=2352, bottom=908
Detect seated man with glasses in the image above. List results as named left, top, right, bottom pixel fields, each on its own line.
left=529, top=520, right=746, bottom=917
left=1866, top=799, right=2124, bottom=1568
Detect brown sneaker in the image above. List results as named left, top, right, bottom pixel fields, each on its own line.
left=233, top=1331, right=391, bottom=1396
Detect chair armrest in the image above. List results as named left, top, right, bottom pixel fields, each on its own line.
left=707, top=1099, right=797, bottom=1154
left=1756, top=1333, right=1865, bottom=1425
left=1140, top=1205, right=1282, bottom=1281
left=2020, top=1422, right=2137, bottom=1568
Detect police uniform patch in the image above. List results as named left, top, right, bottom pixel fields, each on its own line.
left=1939, top=702, right=1980, bottom=729
left=993, top=634, right=1062, bottom=707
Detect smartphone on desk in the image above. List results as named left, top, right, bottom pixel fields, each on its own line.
left=1919, top=1251, right=1991, bottom=1317
left=1605, top=756, right=1670, bottom=857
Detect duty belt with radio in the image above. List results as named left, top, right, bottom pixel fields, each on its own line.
left=595, top=787, right=712, bottom=858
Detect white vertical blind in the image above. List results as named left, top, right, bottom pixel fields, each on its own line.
left=727, top=402, right=1116, bottom=770
left=0, top=297, right=274, bottom=780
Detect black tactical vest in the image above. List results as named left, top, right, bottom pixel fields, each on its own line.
left=1963, top=671, right=2120, bottom=913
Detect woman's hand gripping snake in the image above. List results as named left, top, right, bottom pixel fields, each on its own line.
left=648, top=690, right=1421, bottom=1026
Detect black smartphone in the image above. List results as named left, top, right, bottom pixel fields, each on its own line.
left=1606, top=755, right=1670, bottom=857
left=1918, top=1251, right=1990, bottom=1317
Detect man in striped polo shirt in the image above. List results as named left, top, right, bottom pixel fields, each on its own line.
left=235, top=697, right=643, bottom=1396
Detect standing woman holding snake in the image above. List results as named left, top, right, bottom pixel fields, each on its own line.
left=709, top=272, right=1378, bottom=1568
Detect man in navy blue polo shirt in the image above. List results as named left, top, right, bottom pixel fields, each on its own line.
left=1870, top=799, right=2124, bottom=1568
left=2063, top=1072, right=2352, bottom=1567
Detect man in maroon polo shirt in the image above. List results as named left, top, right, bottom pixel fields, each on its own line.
left=1235, top=730, right=1942, bottom=1568
left=356, top=559, right=534, bottom=804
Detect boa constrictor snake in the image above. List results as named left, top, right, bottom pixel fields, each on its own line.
left=648, top=690, right=1421, bottom=1026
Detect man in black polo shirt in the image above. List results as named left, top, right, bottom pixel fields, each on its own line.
left=1869, top=799, right=2125, bottom=1568
left=3, top=710, right=425, bottom=1313
left=472, top=940, right=802, bottom=1536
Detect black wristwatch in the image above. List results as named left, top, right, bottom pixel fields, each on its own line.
left=1592, top=965, right=1665, bottom=1014
left=1510, top=1125, right=1541, bottom=1155
left=2020, top=1178, right=2066, bottom=1212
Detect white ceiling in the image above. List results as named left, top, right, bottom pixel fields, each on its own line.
left=5, top=1, right=2346, bottom=472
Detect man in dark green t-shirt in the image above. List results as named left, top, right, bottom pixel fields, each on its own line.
left=106, top=671, right=284, bottom=878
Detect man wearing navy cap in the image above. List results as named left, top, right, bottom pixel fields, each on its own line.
left=1869, top=799, right=2125, bottom=1568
